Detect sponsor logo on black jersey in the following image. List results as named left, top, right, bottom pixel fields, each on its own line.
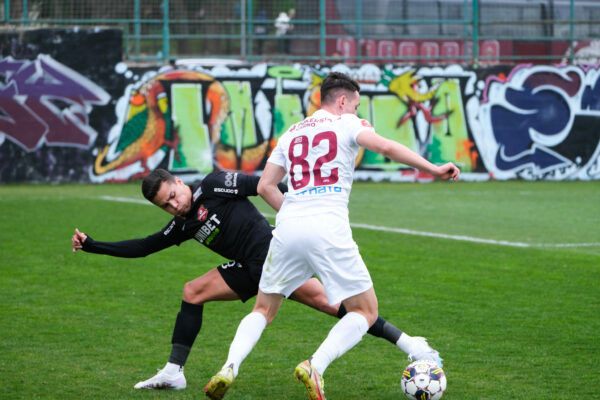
left=197, top=205, right=208, bottom=221
left=220, top=260, right=242, bottom=270
left=164, top=220, right=176, bottom=235
left=214, top=187, right=239, bottom=194
left=194, top=214, right=221, bottom=244
left=224, top=172, right=238, bottom=187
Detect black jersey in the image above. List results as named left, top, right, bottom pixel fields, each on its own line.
left=82, top=171, right=284, bottom=265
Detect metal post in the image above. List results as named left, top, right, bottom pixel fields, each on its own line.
left=241, top=0, right=246, bottom=58
left=124, top=23, right=130, bottom=59
left=23, top=0, right=27, bottom=26
left=162, top=0, right=170, bottom=63
left=356, top=0, right=362, bottom=63
left=319, top=0, right=326, bottom=61
left=134, top=0, right=140, bottom=58
left=247, top=0, right=253, bottom=60
left=463, top=0, right=469, bottom=50
left=569, top=0, right=575, bottom=65
left=472, top=0, right=479, bottom=67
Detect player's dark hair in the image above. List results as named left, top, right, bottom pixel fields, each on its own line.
left=320, top=72, right=360, bottom=105
left=142, top=168, right=175, bottom=202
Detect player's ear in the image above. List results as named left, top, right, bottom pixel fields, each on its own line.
left=174, top=177, right=184, bottom=185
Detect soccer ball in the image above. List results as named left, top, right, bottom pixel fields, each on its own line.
left=401, top=360, right=446, bottom=400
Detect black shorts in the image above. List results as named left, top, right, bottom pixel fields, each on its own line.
left=217, top=258, right=263, bottom=302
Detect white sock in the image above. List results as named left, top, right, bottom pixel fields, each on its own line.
left=163, top=361, right=183, bottom=375
left=396, top=332, right=414, bottom=354
left=310, top=312, right=369, bottom=375
left=222, top=312, right=267, bottom=377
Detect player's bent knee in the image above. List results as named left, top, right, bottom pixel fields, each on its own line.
left=352, top=310, right=378, bottom=327
left=344, top=306, right=378, bottom=326
left=364, top=312, right=378, bottom=327
left=182, top=280, right=205, bottom=304
left=253, top=308, right=276, bottom=325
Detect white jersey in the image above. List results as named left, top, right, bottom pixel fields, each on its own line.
left=267, top=109, right=375, bottom=220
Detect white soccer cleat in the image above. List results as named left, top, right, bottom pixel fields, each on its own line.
left=407, top=336, right=444, bottom=368
left=133, top=365, right=186, bottom=390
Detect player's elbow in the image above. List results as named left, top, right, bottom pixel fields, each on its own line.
left=257, top=179, right=270, bottom=198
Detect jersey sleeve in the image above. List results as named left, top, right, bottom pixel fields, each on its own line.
left=201, top=171, right=258, bottom=197
left=203, top=171, right=288, bottom=197
left=80, top=218, right=187, bottom=258
left=339, top=114, right=375, bottom=142
left=267, top=138, right=287, bottom=167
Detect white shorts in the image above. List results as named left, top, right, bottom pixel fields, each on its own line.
left=258, top=213, right=373, bottom=305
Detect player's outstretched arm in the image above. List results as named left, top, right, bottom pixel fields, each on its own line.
left=356, top=129, right=460, bottom=181
left=257, top=162, right=288, bottom=211
left=71, top=228, right=88, bottom=253
left=71, top=227, right=176, bottom=258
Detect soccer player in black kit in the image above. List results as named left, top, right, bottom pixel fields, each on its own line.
left=71, top=168, right=408, bottom=390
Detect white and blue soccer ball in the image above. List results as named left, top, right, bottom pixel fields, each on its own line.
left=401, top=360, right=446, bottom=400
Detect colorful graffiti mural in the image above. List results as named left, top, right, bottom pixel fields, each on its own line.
left=473, top=65, right=600, bottom=180
left=1, top=52, right=600, bottom=182
left=91, top=63, right=486, bottom=182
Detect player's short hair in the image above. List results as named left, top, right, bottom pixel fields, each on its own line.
left=320, top=72, right=360, bottom=105
left=142, top=168, right=175, bottom=202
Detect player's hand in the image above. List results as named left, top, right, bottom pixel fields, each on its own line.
left=72, top=228, right=87, bottom=253
left=434, top=162, right=460, bottom=182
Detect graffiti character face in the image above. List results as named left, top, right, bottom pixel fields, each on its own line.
left=152, top=177, right=192, bottom=217
left=340, top=90, right=361, bottom=116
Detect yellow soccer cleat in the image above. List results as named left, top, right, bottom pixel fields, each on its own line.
left=204, top=364, right=234, bottom=400
left=294, top=359, right=326, bottom=400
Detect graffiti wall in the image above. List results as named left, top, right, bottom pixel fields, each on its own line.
left=0, top=27, right=122, bottom=182
left=89, top=62, right=600, bottom=182
left=1, top=32, right=599, bottom=182
left=474, top=65, right=600, bottom=180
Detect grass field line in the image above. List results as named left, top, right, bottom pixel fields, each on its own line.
left=98, top=195, right=600, bottom=249
left=349, top=222, right=600, bottom=248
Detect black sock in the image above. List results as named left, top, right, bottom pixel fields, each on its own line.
left=369, top=317, right=403, bottom=344
left=168, top=301, right=204, bottom=366
left=169, top=343, right=191, bottom=368
left=337, top=303, right=403, bottom=344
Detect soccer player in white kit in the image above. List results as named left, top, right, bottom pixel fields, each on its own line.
left=204, top=72, right=460, bottom=400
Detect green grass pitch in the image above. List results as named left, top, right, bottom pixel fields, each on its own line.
left=1, top=180, right=598, bottom=399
